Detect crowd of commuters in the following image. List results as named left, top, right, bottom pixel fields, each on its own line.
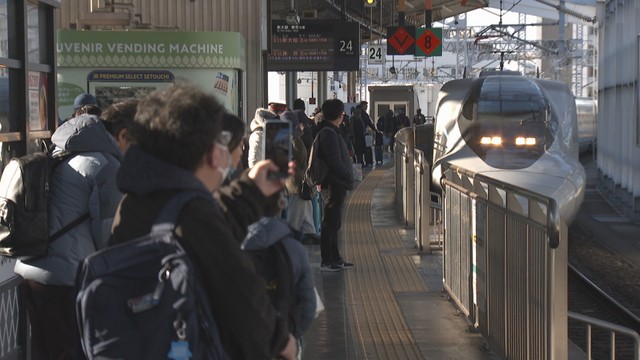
left=13, top=83, right=422, bottom=359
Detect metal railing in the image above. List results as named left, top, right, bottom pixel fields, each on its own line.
left=414, top=149, right=443, bottom=254
left=568, top=312, right=640, bottom=360
left=0, top=260, right=27, bottom=360
left=394, top=128, right=415, bottom=227
left=441, top=161, right=567, bottom=360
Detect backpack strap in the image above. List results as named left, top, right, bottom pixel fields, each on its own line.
left=47, top=150, right=91, bottom=244
left=50, top=212, right=91, bottom=242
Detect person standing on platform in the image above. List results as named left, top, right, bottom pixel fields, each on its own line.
left=413, top=108, right=426, bottom=125
left=351, top=108, right=367, bottom=167
left=359, top=100, right=378, bottom=133
left=397, top=109, right=410, bottom=128
left=110, top=83, right=297, bottom=360
left=293, top=98, right=315, bottom=152
left=379, top=109, right=396, bottom=152
left=316, top=99, right=355, bottom=272
left=15, top=114, right=123, bottom=360
left=100, top=98, right=138, bottom=154
left=248, top=101, right=285, bottom=168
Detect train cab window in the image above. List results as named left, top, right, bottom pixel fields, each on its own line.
left=459, top=78, right=557, bottom=169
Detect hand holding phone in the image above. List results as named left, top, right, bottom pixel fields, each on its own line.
left=263, top=120, right=292, bottom=179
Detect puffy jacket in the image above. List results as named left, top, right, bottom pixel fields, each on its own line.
left=15, top=114, right=123, bottom=286
left=241, top=217, right=316, bottom=338
left=248, top=108, right=279, bottom=168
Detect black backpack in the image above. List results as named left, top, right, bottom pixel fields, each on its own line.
left=0, top=149, right=89, bottom=260
left=75, top=192, right=229, bottom=360
left=245, top=238, right=298, bottom=335
left=304, top=128, right=331, bottom=186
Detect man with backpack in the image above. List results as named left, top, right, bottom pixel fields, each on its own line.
left=315, top=99, right=355, bottom=272
left=13, top=114, right=123, bottom=359
left=108, top=83, right=297, bottom=359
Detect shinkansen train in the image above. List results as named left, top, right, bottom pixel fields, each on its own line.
left=431, top=75, right=586, bottom=224
left=575, top=96, right=597, bottom=153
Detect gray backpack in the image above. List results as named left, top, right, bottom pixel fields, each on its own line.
left=76, top=192, right=229, bottom=360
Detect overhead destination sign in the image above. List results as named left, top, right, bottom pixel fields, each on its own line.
left=267, top=20, right=360, bottom=72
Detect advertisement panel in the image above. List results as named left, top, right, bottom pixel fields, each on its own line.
left=57, top=30, right=245, bottom=117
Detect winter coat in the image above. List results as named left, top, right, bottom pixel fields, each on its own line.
left=110, top=145, right=289, bottom=359
left=316, top=121, right=354, bottom=190
left=248, top=108, right=279, bottom=168
left=352, top=115, right=366, bottom=155
left=294, top=110, right=315, bottom=151
left=241, top=217, right=316, bottom=338
left=14, top=114, right=123, bottom=286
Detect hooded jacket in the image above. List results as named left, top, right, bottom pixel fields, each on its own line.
left=14, top=114, right=123, bottom=286
left=110, top=145, right=289, bottom=359
left=248, top=108, right=279, bottom=168
left=242, top=217, right=316, bottom=338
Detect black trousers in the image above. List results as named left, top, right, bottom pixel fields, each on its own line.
left=320, top=184, right=348, bottom=264
left=21, top=279, right=79, bottom=360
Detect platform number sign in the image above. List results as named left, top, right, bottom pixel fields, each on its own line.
left=368, top=45, right=384, bottom=64
left=335, top=33, right=360, bottom=70
left=339, top=39, right=353, bottom=53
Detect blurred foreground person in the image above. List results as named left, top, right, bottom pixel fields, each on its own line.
left=109, top=83, right=297, bottom=359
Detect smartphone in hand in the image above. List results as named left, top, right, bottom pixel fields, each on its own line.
left=263, top=119, right=292, bottom=179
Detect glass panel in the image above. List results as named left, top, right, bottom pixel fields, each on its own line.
left=28, top=71, right=48, bottom=131
left=27, top=2, right=39, bottom=63
left=0, top=0, right=8, bottom=58
left=0, top=69, right=9, bottom=133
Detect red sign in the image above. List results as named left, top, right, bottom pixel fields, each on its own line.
left=415, top=28, right=442, bottom=57
left=387, top=26, right=415, bottom=55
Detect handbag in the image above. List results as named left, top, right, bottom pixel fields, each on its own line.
left=300, top=179, right=315, bottom=200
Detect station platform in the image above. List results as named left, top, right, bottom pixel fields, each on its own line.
left=301, top=159, right=500, bottom=359
left=298, top=152, right=640, bottom=359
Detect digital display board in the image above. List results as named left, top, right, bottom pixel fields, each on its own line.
left=267, top=20, right=360, bottom=72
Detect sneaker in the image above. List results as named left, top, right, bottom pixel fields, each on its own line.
left=320, top=263, right=343, bottom=272
left=338, top=261, right=353, bottom=269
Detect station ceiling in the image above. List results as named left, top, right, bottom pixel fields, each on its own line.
left=273, top=0, right=597, bottom=40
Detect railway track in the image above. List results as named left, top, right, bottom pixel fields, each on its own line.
left=568, top=264, right=640, bottom=359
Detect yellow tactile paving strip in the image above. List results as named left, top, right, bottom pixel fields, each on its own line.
left=341, top=166, right=426, bottom=359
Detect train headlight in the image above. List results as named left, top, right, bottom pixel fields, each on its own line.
left=515, top=137, right=536, bottom=145
left=481, top=136, right=502, bottom=145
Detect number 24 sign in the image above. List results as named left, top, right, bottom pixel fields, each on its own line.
left=368, top=45, right=384, bottom=64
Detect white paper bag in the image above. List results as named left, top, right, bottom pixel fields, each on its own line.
left=352, top=163, right=363, bottom=182
left=314, top=287, right=325, bottom=318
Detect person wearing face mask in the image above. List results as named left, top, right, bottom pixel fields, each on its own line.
left=109, top=83, right=298, bottom=360
left=220, top=113, right=246, bottom=183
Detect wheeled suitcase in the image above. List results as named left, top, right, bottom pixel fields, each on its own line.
left=364, top=146, right=373, bottom=166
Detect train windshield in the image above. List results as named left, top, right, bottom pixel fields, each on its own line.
left=460, top=77, right=555, bottom=169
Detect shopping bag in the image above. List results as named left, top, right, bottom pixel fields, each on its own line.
left=352, top=163, right=363, bottom=182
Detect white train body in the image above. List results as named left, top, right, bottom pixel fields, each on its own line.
left=432, top=75, right=586, bottom=224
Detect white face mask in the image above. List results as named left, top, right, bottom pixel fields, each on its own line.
left=215, top=143, right=233, bottom=180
